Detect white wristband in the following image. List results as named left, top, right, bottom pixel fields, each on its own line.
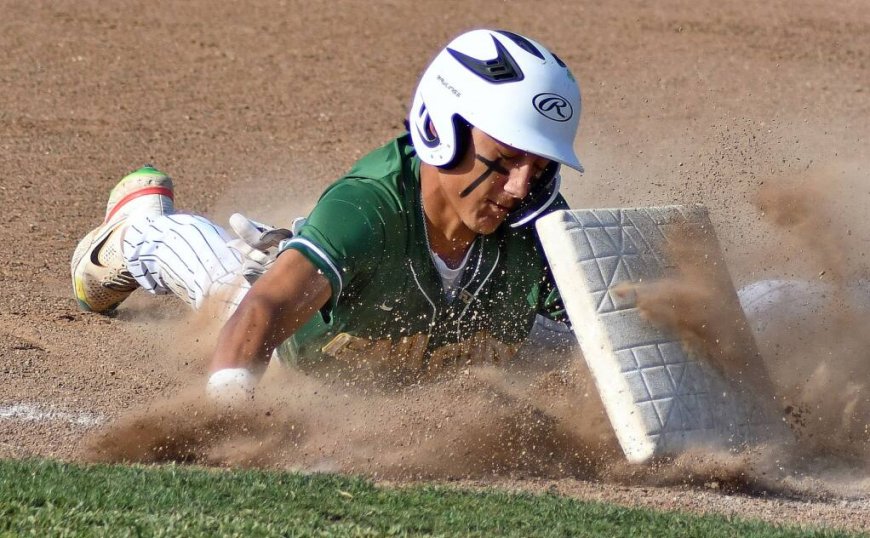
left=206, top=368, right=257, bottom=404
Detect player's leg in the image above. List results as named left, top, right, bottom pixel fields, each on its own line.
left=71, top=165, right=175, bottom=312
left=123, top=212, right=249, bottom=316
left=737, top=279, right=832, bottom=336
left=71, top=166, right=248, bottom=319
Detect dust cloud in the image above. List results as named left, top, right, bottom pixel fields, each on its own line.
left=613, top=223, right=771, bottom=393
left=746, top=175, right=870, bottom=494
left=81, top=171, right=868, bottom=500
left=82, top=358, right=622, bottom=480
left=619, top=172, right=870, bottom=497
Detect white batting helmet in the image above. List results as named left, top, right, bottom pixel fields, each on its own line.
left=409, top=29, right=583, bottom=173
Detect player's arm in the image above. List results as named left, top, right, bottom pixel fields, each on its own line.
left=206, top=180, right=391, bottom=401
left=207, top=248, right=332, bottom=398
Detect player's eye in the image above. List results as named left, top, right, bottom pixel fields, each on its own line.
left=488, top=155, right=511, bottom=175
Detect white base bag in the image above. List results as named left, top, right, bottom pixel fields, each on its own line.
left=536, top=205, right=788, bottom=462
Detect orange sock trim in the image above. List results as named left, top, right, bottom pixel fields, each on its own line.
left=104, top=187, right=174, bottom=223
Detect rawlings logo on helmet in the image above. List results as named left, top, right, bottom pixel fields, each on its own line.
left=532, top=93, right=573, bottom=122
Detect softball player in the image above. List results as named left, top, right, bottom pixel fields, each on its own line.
left=71, top=29, right=585, bottom=400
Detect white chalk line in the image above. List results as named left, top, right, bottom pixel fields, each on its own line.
left=0, top=403, right=106, bottom=427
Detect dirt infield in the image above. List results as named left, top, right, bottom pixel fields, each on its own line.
left=1, top=0, right=868, bottom=532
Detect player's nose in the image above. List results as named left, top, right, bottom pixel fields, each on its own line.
left=502, top=163, right=535, bottom=200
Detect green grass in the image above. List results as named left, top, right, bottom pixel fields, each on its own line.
left=0, top=459, right=855, bottom=537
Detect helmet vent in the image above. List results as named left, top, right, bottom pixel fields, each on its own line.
left=495, top=30, right=545, bottom=61
left=447, top=37, right=524, bottom=84
left=552, top=52, right=567, bottom=68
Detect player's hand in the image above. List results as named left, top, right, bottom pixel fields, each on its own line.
left=226, top=213, right=292, bottom=283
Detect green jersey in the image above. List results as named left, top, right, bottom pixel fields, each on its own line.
left=277, top=134, right=566, bottom=375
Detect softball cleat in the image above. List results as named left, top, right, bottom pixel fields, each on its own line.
left=70, top=166, right=175, bottom=312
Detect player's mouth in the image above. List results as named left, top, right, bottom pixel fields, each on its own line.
left=486, top=199, right=513, bottom=214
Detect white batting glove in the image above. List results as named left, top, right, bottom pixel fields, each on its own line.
left=226, top=213, right=293, bottom=283
left=206, top=368, right=257, bottom=405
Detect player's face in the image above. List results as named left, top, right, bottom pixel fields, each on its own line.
left=442, top=128, right=552, bottom=235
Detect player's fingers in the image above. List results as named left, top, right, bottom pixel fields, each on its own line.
left=229, top=213, right=265, bottom=244
left=225, top=238, right=254, bottom=256
left=257, top=227, right=292, bottom=248
left=229, top=213, right=291, bottom=249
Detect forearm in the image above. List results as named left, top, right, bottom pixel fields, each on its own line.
left=210, top=294, right=286, bottom=374
left=208, top=249, right=332, bottom=374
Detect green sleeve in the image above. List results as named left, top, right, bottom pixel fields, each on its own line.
left=524, top=251, right=567, bottom=324
left=538, top=269, right=569, bottom=324
left=278, top=180, right=391, bottom=311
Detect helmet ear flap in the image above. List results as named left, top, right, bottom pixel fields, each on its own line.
left=439, top=116, right=472, bottom=170
left=408, top=97, right=467, bottom=168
